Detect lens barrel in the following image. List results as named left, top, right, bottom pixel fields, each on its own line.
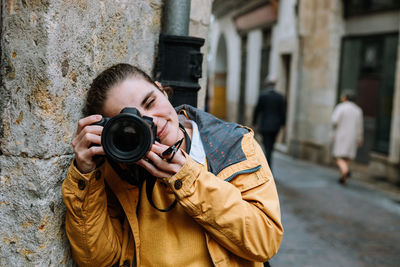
left=100, top=109, right=155, bottom=163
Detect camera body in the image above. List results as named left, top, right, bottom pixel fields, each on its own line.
left=94, top=107, right=157, bottom=163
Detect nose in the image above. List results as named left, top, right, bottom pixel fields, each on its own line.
left=138, top=109, right=159, bottom=128
left=149, top=115, right=159, bottom=126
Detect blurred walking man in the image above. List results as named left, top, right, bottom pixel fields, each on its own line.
left=253, top=79, right=286, bottom=168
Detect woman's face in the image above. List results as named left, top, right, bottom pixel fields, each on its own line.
left=102, top=77, right=181, bottom=147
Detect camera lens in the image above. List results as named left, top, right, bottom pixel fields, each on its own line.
left=111, top=122, right=140, bottom=152
left=101, top=112, right=154, bottom=163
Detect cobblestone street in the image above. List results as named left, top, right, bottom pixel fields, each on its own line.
left=269, top=152, right=400, bottom=267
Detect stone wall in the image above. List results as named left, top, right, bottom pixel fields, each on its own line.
left=0, top=1, right=212, bottom=264
left=0, top=0, right=165, bottom=265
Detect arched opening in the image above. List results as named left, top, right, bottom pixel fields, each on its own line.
left=211, top=34, right=228, bottom=119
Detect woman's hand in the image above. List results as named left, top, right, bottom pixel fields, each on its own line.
left=137, top=142, right=186, bottom=179
left=72, top=115, right=105, bottom=173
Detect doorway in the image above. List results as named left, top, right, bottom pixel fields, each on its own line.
left=238, top=34, right=247, bottom=124
left=211, top=34, right=228, bottom=120
left=278, top=53, right=291, bottom=145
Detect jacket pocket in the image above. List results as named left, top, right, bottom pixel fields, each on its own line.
left=224, top=165, right=269, bottom=192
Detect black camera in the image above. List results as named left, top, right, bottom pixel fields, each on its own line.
left=93, top=107, right=157, bottom=163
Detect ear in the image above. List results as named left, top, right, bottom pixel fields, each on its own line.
left=155, top=81, right=168, bottom=97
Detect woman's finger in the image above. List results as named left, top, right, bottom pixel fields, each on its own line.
left=137, top=159, right=172, bottom=179
left=73, top=125, right=103, bottom=149
left=76, top=115, right=103, bottom=135
left=147, top=150, right=184, bottom=173
left=150, top=143, right=186, bottom=166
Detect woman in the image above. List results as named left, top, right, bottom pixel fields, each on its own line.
left=62, top=63, right=283, bottom=267
left=331, top=91, right=363, bottom=184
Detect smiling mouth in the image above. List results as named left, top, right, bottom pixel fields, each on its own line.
left=157, top=121, right=168, bottom=139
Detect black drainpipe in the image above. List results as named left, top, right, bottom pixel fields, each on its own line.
left=155, top=0, right=205, bottom=108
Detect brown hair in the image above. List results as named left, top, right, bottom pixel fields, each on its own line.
left=83, top=63, right=172, bottom=116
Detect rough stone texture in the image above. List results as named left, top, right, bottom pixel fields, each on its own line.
left=0, top=0, right=163, bottom=265
left=0, top=156, right=74, bottom=266
left=1, top=0, right=163, bottom=158
left=189, top=0, right=212, bottom=109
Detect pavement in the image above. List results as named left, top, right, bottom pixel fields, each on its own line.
left=268, top=151, right=400, bottom=267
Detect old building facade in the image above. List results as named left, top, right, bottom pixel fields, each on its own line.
left=208, top=0, right=400, bottom=183
left=0, top=0, right=212, bottom=265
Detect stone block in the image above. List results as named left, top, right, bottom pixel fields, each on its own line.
left=0, top=0, right=164, bottom=265
left=0, top=155, right=75, bottom=266
left=1, top=0, right=163, bottom=159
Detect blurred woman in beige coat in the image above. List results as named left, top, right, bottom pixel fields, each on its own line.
left=331, top=91, right=363, bottom=184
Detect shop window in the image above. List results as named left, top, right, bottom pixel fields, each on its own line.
left=338, top=33, right=398, bottom=158
left=259, top=29, right=271, bottom=91
left=344, top=0, right=400, bottom=17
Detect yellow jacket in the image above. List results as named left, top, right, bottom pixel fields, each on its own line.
left=62, top=105, right=283, bottom=267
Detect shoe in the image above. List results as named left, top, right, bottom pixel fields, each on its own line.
left=338, top=173, right=348, bottom=185
left=338, top=175, right=345, bottom=184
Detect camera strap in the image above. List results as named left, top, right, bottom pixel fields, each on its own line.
left=145, top=123, right=191, bottom=212
left=180, top=123, right=192, bottom=153
left=107, top=158, right=143, bottom=186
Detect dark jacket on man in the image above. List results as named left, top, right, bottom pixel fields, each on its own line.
left=253, top=88, right=286, bottom=133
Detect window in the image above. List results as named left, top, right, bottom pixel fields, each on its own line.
left=344, top=0, right=400, bottom=17
left=259, top=29, right=271, bottom=92
left=338, top=33, right=398, bottom=157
